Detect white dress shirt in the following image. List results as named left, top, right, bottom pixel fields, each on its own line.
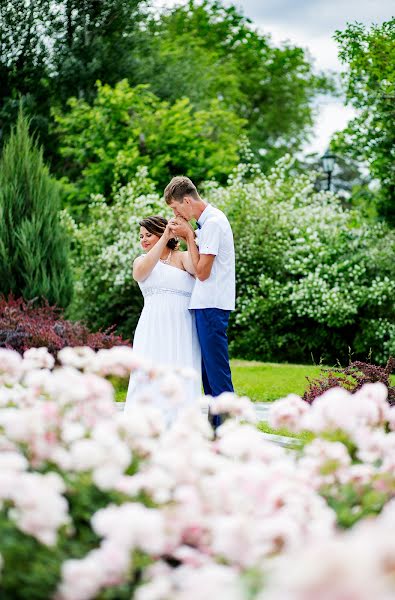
left=189, top=204, right=235, bottom=311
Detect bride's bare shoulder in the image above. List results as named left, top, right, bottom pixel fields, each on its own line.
left=172, top=249, right=185, bottom=263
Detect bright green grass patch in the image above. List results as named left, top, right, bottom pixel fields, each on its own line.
left=231, top=359, right=323, bottom=402
left=112, top=360, right=322, bottom=403
left=109, top=376, right=129, bottom=403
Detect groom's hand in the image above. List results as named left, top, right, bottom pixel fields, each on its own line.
left=169, top=217, right=194, bottom=240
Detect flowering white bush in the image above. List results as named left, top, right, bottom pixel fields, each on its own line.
left=63, top=167, right=172, bottom=337
left=207, top=156, right=395, bottom=363
left=261, top=500, right=395, bottom=600
left=2, top=346, right=395, bottom=598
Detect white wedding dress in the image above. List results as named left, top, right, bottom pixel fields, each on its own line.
left=124, top=261, right=201, bottom=420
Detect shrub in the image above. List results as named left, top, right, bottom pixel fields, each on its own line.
left=303, top=358, right=395, bottom=405
left=207, top=156, right=395, bottom=364
left=64, top=168, right=171, bottom=338
left=268, top=382, right=395, bottom=529
left=0, top=296, right=129, bottom=358
left=0, top=110, right=73, bottom=308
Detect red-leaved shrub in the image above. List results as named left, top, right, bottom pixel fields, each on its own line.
left=303, top=358, right=395, bottom=405
left=0, top=296, right=130, bottom=358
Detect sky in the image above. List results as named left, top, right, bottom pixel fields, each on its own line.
left=154, top=0, right=394, bottom=155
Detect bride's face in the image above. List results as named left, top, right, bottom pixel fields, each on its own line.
left=140, top=226, right=160, bottom=251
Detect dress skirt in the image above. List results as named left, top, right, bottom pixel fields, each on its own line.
left=124, top=262, right=201, bottom=420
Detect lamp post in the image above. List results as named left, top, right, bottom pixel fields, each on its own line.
left=321, top=149, right=336, bottom=191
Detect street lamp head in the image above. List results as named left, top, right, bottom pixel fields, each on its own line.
left=321, top=149, right=336, bottom=175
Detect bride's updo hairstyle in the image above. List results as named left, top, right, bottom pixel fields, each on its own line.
left=139, top=216, right=179, bottom=250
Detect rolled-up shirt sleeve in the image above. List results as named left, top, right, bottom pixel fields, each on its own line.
left=199, top=221, right=220, bottom=255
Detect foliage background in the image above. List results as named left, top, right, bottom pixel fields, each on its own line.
left=0, top=0, right=330, bottom=202
left=211, top=157, right=395, bottom=364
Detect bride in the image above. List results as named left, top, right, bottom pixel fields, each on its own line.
left=124, top=215, right=201, bottom=418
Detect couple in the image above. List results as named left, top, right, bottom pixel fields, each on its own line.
left=124, top=176, right=235, bottom=427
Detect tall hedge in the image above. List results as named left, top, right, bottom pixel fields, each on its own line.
left=0, top=111, right=73, bottom=307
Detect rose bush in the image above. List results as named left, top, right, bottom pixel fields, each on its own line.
left=268, top=383, right=395, bottom=528
left=1, top=346, right=395, bottom=598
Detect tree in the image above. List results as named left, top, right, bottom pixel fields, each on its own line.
left=0, top=0, right=146, bottom=161
left=0, top=111, right=73, bottom=307
left=0, top=0, right=51, bottom=145
left=299, top=153, right=376, bottom=216
left=54, top=79, right=246, bottom=210
left=333, top=19, right=395, bottom=224
left=133, top=0, right=331, bottom=168
left=48, top=0, right=146, bottom=103
left=1, top=0, right=331, bottom=182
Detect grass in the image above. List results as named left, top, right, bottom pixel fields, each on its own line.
left=231, top=359, right=323, bottom=402
left=111, top=376, right=129, bottom=403
left=113, top=359, right=323, bottom=403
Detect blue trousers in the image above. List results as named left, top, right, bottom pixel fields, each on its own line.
left=194, top=308, right=234, bottom=428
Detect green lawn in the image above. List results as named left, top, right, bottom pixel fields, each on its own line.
left=114, top=359, right=323, bottom=403
left=231, top=359, right=323, bottom=402
left=112, top=377, right=129, bottom=403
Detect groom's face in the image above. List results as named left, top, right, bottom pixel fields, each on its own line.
left=169, top=197, right=193, bottom=221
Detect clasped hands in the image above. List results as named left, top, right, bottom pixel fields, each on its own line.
left=167, top=217, right=194, bottom=240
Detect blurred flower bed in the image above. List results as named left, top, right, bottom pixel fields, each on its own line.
left=0, top=346, right=395, bottom=598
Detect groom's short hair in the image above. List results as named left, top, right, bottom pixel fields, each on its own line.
left=164, top=176, right=199, bottom=204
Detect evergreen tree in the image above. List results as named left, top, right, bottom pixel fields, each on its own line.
left=0, top=110, right=73, bottom=307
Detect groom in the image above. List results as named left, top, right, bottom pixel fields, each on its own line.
left=164, top=176, right=235, bottom=428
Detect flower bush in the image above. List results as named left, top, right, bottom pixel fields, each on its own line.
left=260, top=499, right=395, bottom=600
left=303, top=357, right=395, bottom=405
left=1, top=346, right=395, bottom=597
left=0, top=295, right=128, bottom=358
left=268, top=383, right=395, bottom=528
left=64, top=168, right=172, bottom=338
left=207, top=156, right=395, bottom=363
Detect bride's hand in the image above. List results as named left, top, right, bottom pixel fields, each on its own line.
left=168, top=217, right=181, bottom=228
left=163, top=223, right=174, bottom=241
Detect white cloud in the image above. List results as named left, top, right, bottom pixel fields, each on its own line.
left=257, top=22, right=342, bottom=71
left=233, top=0, right=393, bottom=36
left=305, top=100, right=356, bottom=155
